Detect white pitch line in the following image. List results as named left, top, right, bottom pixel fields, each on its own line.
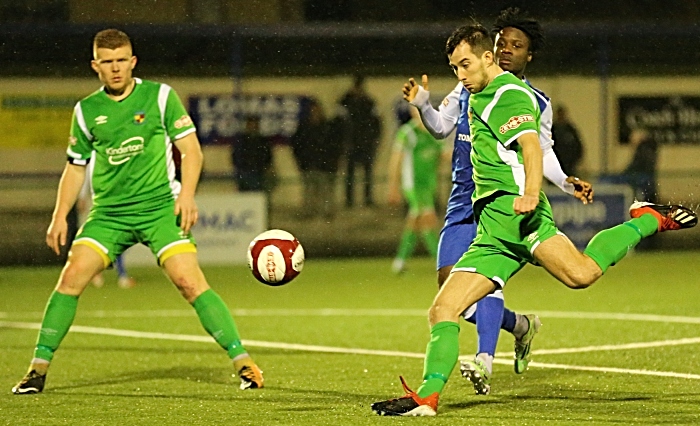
left=3, top=308, right=700, bottom=323
left=2, top=321, right=700, bottom=380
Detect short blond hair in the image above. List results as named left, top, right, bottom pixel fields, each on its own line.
left=93, top=29, right=132, bottom=58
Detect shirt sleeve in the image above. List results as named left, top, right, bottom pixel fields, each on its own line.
left=162, top=86, right=196, bottom=140
left=67, top=101, right=93, bottom=165
left=538, top=99, right=555, bottom=150
left=485, top=87, right=539, bottom=147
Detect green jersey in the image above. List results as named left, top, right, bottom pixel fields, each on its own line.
left=394, top=120, right=443, bottom=191
left=67, top=78, right=196, bottom=214
left=468, top=72, right=541, bottom=203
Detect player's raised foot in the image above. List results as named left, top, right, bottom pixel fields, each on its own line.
left=12, top=370, right=46, bottom=395
left=117, top=276, right=136, bottom=289
left=629, top=201, right=698, bottom=232
left=391, top=258, right=407, bottom=274
left=234, top=358, right=264, bottom=390
left=460, top=359, right=491, bottom=395
left=371, top=377, right=438, bottom=417
left=91, top=272, right=104, bottom=288
left=514, top=314, right=541, bottom=374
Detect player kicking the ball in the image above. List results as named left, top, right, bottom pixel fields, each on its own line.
left=402, top=7, right=593, bottom=395
left=12, top=29, right=263, bottom=395
left=371, top=23, right=697, bottom=416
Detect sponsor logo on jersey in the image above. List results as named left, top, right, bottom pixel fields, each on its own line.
left=457, top=133, right=471, bottom=142
left=174, top=115, right=193, bottom=129
left=106, top=136, right=145, bottom=165
left=95, top=115, right=108, bottom=125
left=499, top=114, right=534, bottom=134
left=526, top=231, right=539, bottom=244
left=133, top=111, right=146, bottom=125
left=68, top=135, right=77, bottom=146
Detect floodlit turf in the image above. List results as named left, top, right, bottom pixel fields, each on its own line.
left=2, top=252, right=700, bottom=425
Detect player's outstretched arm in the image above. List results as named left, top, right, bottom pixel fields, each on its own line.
left=402, top=75, right=457, bottom=139
left=47, top=163, right=86, bottom=254
left=173, top=133, right=203, bottom=234
left=542, top=148, right=593, bottom=204
left=514, top=133, right=543, bottom=215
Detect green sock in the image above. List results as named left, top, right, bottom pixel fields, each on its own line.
left=417, top=321, right=460, bottom=398
left=422, top=230, right=439, bottom=258
left=396, top=230, right=417, bottom=261
left=192, top=289, right=246, bottom=359
left=34, top=291, right=79, bottom=362
left=584, top=214, right=658, bottom=273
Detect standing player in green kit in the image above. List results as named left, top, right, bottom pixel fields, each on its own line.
left=12, top=29, right=264, bottom=394
left=371, top=23, right=697, bottom=417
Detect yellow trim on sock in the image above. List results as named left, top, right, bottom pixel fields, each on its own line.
left=159, top=242, right=197, bottom=265
left=73, top=240, right=110, bottom=268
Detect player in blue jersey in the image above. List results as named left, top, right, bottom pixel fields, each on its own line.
left=401, top=8, right=594, bottom=395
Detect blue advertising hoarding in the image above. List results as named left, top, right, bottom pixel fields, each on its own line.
left=188, top=94, right=313, bottom=145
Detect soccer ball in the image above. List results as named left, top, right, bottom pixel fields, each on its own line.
left=247, top=229, right=304, bottom=286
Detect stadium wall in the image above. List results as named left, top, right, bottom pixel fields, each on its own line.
left=1, top=75, right=699, bottom=264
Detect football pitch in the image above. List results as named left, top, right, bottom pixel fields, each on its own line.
left=2, top=253, right=700, bottom=425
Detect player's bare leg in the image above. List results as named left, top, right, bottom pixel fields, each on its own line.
left=533, top=235, right=602, bottom=289
left=163, top=252, right=263, bottom=389
left=13, top=245, right=105, bottom=394
left=373, top=271, right=496, bottom=415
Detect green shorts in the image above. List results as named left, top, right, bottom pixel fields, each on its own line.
left=403, top=186, right=436, bottom=215
left=452, top=192, right=560, bottom=288
left=73, top=201, right=197, bottom=267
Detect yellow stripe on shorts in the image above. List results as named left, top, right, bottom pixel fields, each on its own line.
left=159, top=241, right=197, bottom=265
left=73, top=238, right=111, bottom=268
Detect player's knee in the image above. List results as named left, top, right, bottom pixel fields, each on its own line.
left=565, top=267, right=599, bottom=289
left=428, top=302, right=461, bottom=325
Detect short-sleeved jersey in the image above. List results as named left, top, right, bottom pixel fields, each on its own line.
left=67, top=78, right=196, bottom=214
left=394, top=120, right=443, bottom=191
left=468, top=72, right=541, bottom=203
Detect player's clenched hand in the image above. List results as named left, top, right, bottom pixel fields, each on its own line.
left=46, top=217, right=68, bottom=255
left=513, top=194, right=539, bottom=215
left=174, top=194, right=199, bottom=234
left=402, top=75, right=429, bottom=103
left=566, top=176, right=594, bottom=204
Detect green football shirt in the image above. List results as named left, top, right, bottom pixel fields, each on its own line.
left=468, top=72, right=541, bottom=203
left=394, top=120, right=443, bottom=191
left=67, top=78, right=196, bottom=214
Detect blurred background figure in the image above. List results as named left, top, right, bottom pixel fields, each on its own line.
left=232, top=115, right=274, bottom=193
left=551, top=105, right=584, bottom=176
left=77, top=160, right=135, bottom=289
left=387, top=107, right=444, bottom=274
left=291, top=99, right=342, bottom=219
left=623, top=128, right=659, bottom=203
left=339, top=74, right=382, bottom=208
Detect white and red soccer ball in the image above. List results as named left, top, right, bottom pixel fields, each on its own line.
left=247, top=229, right=304, bottom=286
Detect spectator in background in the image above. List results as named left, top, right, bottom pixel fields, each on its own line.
left=291, top=99, right=342, bottom=219
left=623, top=128, right=658, bottom=203
left=339, top=74, right=382, bottom=208
left=551, top=105, right=584, bottom=176
left=232, top=115, right=273, bottom=192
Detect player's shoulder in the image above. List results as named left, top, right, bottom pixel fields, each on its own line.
left=489, top=73, right=537, bottom=102
left=523, top=77, right=551, bottom=110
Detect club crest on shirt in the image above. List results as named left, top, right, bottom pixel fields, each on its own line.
left=499, top=114, right=534, bottom=134
left=442, top=97, right=450, bottom=107
left=134, top=111, right=146, bottom=125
